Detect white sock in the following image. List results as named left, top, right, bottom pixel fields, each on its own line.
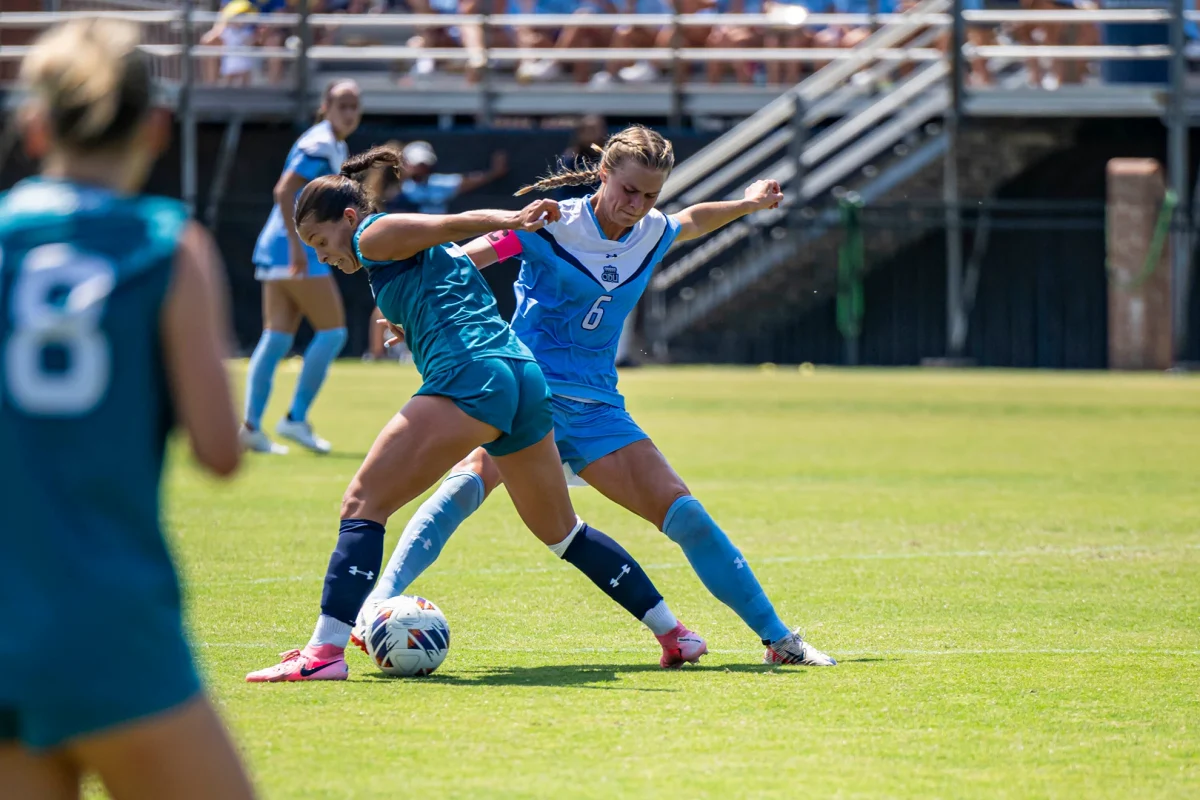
left=308, top=614, right=352, bottom=650
left=546, top=517, right=585, bottom=559
left=641, top=599, right=679, bottom=636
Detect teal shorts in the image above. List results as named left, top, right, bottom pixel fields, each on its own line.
left=417, top=357, right=553, bottom=457
left=0, top=603, right=200, bottom=750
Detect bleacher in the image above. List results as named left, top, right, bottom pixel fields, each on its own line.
left=2, top=1, right=1198, bottom=365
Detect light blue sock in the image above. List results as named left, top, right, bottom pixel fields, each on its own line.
left=662, top=496, right=791, bottom=644
left=366, top=472, right=486, bottom=607
left=289, top=327, right=347, bottom=422
left=244, top=329, right=294, bottom=429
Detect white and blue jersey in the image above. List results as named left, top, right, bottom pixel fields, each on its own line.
left=401, top=173, right=464, bottom=215
left=253, top=121, right=348, bottom=280
left=511, top=195, right=679, bottom=409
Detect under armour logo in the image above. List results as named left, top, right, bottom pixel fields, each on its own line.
left=734, top=557, right=747, bottom=569
left=606, top=253, right=618, bottom=259
left=348, top=566, right=375, bottom=580
left=421, top=537, right=433, bottom=550
left=610, top=564, right=631, bottom=588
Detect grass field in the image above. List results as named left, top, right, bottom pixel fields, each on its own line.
left=163, top=365, right=1198, bottom=799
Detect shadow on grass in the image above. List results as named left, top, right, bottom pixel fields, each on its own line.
left=356, top=661, right=813, bottom=690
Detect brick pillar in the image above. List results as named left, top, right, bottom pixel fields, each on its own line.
left=1106, top=159, right=1174, bottom=370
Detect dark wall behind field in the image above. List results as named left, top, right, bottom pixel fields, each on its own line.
left=681, top=118, right=1200, bottom=367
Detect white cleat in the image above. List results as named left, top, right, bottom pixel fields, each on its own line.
left=240, top=424, right=289, bottom=455
left=275, top=418, right=332, bottom=454
left=763, top=629, right=837, bottom=667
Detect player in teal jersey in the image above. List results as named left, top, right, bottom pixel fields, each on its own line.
left=247, top=145, right=706, bottom=683
left=369, top=126, right=835, bottom=666
left=0, top=19, right=255, bottom=799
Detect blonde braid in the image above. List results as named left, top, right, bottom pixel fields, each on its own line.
left=515, top=127, right=674, bottom=197
left=515, top=151, right=602, bottom=197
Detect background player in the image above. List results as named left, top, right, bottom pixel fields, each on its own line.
left=0, top=19, right=255, bottom=798
left=367, top=126, right=835, bottom=667
left=246, top=146, right=706, bottom=683
left=242, top=79, right=362, bottom=455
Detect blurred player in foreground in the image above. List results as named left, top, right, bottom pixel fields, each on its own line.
left=0, top=19, right=254, bottom=799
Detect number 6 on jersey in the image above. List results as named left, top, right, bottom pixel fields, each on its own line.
left=582, top=295, right=612, bottom=331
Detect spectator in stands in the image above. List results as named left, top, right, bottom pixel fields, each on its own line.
left=400, top=140, right=509, bottom=213
left=404, top=0, right=509, bottom=83
left=516, top=0, right=619, bottom=84
left=200, top=0, right=260, bottom=86
left=200, top=0, right=291, bottom=85
left=1014, top=0, right=1099, bottom=89
left=812, top=0, right=893, bottom=64
left=596, top=0, right=721, bottom=87
left=939, top=0, right=994, bottom=87
left=707, top=0, right=766, bottom=85
left=762, top=0, right=814, bottom=85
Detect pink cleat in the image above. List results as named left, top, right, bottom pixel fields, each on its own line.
left=245, top=644, right=348, bottom=682
left=656, top=623, right=708, bottom=669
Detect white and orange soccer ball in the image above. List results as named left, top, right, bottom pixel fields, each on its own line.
left=363, top=596, right=450, bottom=677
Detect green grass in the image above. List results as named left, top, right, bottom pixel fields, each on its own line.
left=167, top=365, right=1199, bottom=798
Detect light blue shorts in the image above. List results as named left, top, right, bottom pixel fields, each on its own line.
left=417, top=357, right=553, bottom=458
left=254, top=247, right=330, bottom=281
left=551, top=396, right=649, bottom=475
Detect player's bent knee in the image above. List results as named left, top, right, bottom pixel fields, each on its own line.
left=660, top=494, right=713, bottom=543
left=653, top=485, right=692, bottom=531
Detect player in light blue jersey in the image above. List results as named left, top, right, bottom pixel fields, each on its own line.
left=0, top=19, right=255, bottom=798
left=247, top=145, right=707, bottom=682
left=241, top=79, right=361, bottom=456
left=368, top=125, right=836, bottom=666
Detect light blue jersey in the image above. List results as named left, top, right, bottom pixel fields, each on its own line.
left=511, top=195, right=680, bottom=408
left=401, top=173, right=464, bottom=215
left=253, top=121, right=348, bottom=280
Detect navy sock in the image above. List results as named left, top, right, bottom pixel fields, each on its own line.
left=560, top=525, right=663, bottom=622
left=320, top=519, right=386, bottom=624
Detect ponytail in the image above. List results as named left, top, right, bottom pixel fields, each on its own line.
left=294, top=144, right=402, bottom=228
left=516, top=146, right=602, bottom=197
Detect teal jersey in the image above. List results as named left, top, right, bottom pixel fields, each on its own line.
left=356, top=213, right=533, bottom=379
left=0, top=179, right=187, bottom=676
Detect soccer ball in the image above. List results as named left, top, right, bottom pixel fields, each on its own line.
left=363, top=595, right=450, bottom=677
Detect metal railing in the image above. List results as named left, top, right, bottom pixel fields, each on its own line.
left=3, top=8, right=1197, bottom=87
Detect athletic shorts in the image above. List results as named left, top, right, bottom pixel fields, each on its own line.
left=551, top=395, right=649, bottom=475
left=417, top=357, right=553, bottom=458
left=0, top=602, right=200, bottom=750
left=254, top=248, right=330, bottom=281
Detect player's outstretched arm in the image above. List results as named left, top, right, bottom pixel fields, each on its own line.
left=358, top=199, right=560, bottom=263
left=673, top=179, right=784, bottom=243
left=462, top=229, right=523, bottom=270
left=162, top=222, right=241, bottom=478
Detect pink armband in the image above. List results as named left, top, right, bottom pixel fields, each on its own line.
left=485, top=229, right=523, bottom=261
